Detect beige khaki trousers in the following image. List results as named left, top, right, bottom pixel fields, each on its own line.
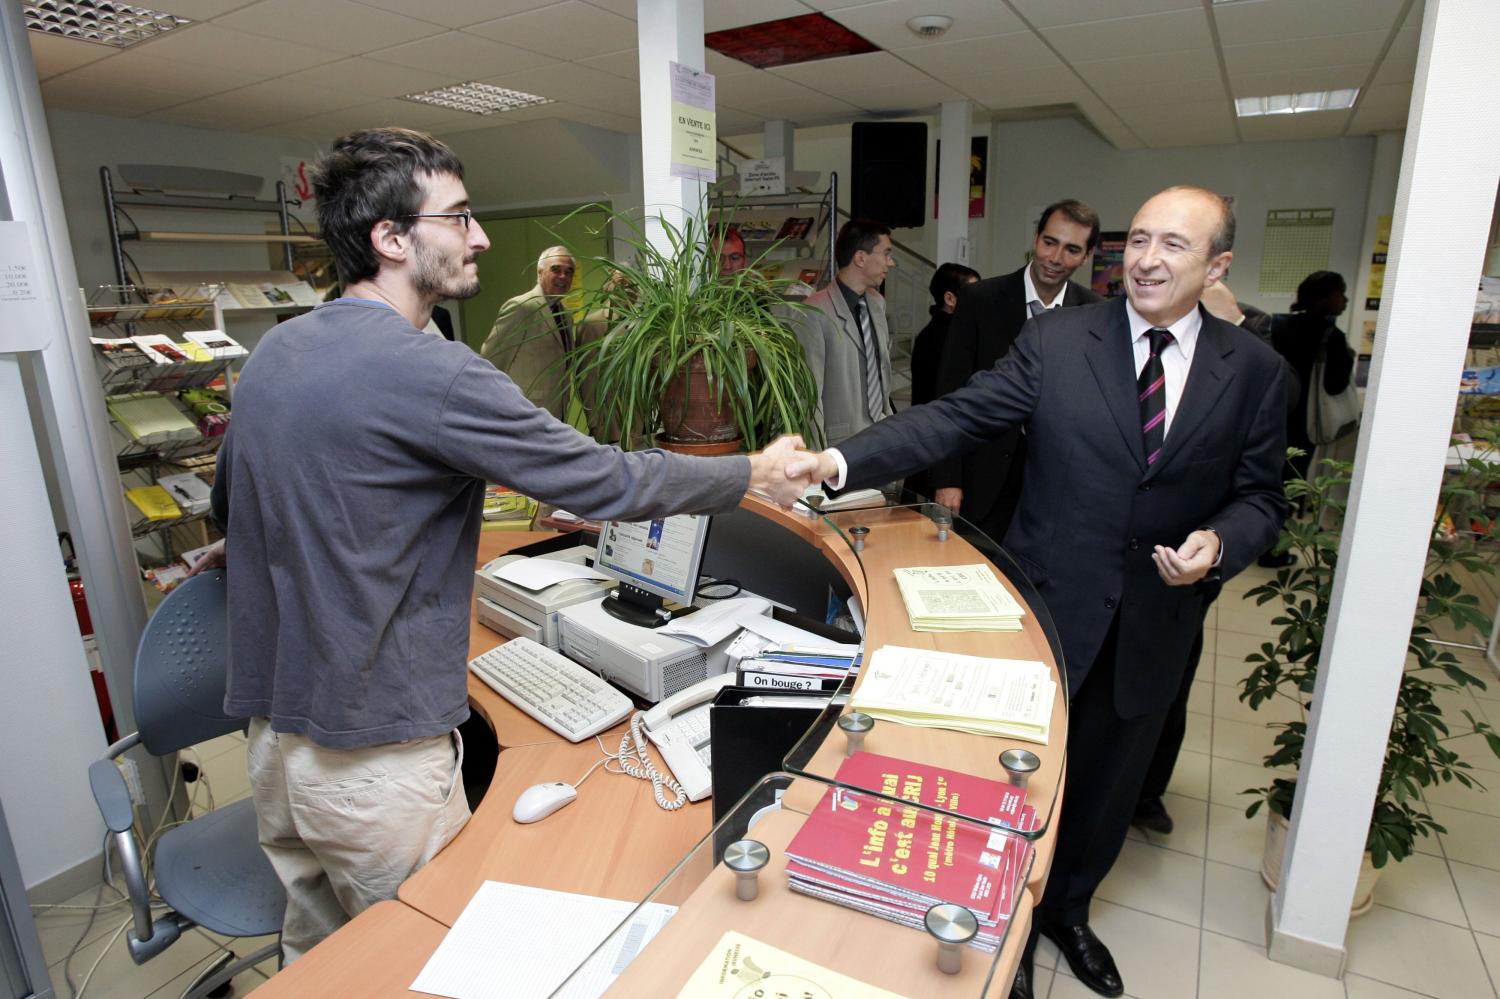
left=246, top=718, right=471, bottom=961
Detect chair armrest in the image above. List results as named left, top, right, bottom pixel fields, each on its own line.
left=88, top=759, right=135, bottom=833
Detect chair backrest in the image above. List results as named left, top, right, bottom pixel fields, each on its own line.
left=133, top=569, right=244, bottom=755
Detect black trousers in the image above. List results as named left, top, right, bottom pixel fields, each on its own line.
left=1031, top=619, right=1178, bottom=931
left=1139, top=593, right=1218, bottom=804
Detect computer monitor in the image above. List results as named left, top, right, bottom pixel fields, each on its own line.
left=594, top=514, right=712, bottom=629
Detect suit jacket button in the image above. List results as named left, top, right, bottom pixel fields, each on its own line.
left=1129, top=538, right=1141, bottom=550
left=1104, top=597, right=1117, bottom=609
left=1138, top=483, right=1152, bottom=493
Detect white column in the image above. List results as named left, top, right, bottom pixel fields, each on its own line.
left=764, top=120, right=796, bottom=172
left=936, top=100, right=971, bottom=265
left=1348, top=132, right=1404, bottom=354
left=1268, top=0, right=1500, bottom=975
left=637, top=0, right=706, bottom=257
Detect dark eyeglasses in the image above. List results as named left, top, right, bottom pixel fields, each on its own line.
left=401, top=209, right=473, bottom=230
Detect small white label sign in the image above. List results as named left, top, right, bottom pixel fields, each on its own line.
left=0, top=222, right=51, bottom=353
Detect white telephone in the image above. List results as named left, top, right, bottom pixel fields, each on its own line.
left=616, top=673, right=736, bottom=809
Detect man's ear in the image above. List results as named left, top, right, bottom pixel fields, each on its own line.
left=943, top=290, right=958, bottom=312
left=370, top=219, right=409, bottom=267
left=1205, top=250, right=1233, bottom=286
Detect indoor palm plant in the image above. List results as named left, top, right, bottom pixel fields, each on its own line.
left=1240, top=447, right=1500, bottom=908
left=561, top=205, right=820, bottom=453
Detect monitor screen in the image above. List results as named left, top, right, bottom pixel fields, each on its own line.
left=595, top=514, right=711, bottom=608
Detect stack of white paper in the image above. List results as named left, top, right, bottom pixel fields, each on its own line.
left=893, top=564, right=1025, bottom=632
left=851, top=645, right=1056, bottom=744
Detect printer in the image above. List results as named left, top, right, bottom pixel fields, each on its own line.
left=473, top=545, right=614, bottom=649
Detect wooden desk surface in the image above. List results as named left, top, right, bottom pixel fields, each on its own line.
left=250, top=901, right=446, bottom=997
left=398, top=739, right=712, bottom=927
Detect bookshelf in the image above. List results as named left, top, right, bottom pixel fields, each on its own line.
left=711, top=175, right=838, bottom=296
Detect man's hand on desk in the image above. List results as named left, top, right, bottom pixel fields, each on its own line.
left=933, top=487, right=963, bottom=514
left=1153, top=529, right=1219, bottom=587
left=186, top=538, right=226, bottom=576
left=748, top=434, right=816, bottom=507
left=784, top=449, right=840, bottom=488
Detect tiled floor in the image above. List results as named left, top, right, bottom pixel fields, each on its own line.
left=31, top=563, right=1500, bottom=997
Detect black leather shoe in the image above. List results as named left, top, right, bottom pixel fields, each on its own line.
left=1009, top=946, right=1035, bottom=999
left=1040, top=921, right=1123, bottom=997
left=1132, top=795, right=1174, bottom=835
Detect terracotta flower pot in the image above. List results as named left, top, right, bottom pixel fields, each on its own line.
left=1261, top=810, right=1381, bottom=916
left=658, top=350, right=757, bottom=450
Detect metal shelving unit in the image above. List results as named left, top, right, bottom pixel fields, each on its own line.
left=711, top=173, right=838, bottom=293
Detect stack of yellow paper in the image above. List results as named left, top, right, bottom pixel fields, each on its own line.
left=851, top=645, right=1056, bottom=744
left=125, top=485, right=182, bottom=522
left=892, top=563, right=1025, bottom=632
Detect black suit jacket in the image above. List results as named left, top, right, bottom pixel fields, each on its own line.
left=838, top=297, right=1288, bottom=717
left=931, top=267, right=1099, bottom=524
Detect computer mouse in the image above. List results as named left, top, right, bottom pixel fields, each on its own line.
left=512, top=781, right=578, bottom=823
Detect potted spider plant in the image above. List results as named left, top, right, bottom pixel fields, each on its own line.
left=562, top=205, right=821, bottom=454
left=1240, top=446, right=1500, bottom=913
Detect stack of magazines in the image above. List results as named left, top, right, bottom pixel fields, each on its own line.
left=785, top=752, right=1036, bottom=952
left=893, top=564, right=1025, bottom=632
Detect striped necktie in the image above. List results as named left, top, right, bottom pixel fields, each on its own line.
left=856, top=298, right=885, bottom=422
left=1139, top=327, right=1174, bottom=466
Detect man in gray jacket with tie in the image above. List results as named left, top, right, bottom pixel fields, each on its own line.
left=791, top=218, right=896, bottom=445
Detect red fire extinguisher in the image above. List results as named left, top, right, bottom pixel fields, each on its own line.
left=59, top=534, right=118, bottom=744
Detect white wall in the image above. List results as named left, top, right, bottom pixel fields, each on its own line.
left=726, top=114, right=1381, bottom=317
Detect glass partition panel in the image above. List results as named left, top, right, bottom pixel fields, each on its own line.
left=551, top=772, right=1033, bottom=999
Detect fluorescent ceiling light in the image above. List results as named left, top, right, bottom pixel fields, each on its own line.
left=22, top=0, right=191, bottom=48
left=400, top=82, right=554, bottom=116
left=1235, top=89, right=1360, bottom=117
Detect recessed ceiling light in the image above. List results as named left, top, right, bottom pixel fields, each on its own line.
left=22, top=1, right=191, bottom=48
left=1235, top=89, right=1360, bottom=117
left=400, top=82, right=554, bottom=116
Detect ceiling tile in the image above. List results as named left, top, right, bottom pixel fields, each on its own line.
left=214, top=0, right=445, bottom=56
left=253, top=100, right=456, bottom=141
left=1223, top=31, right=1388, bottom=77
left=828, top=0, right=1027, bottom=51
left=150, top=0, right=261, bottom=17
left=706, top=50, right=759, bottom=77
left=722, top=91, right=862, bottom=124
left=553, top=105, right=639, bottom=132
left=1008, top=0, right=1200, bottom=30
left=129, top=24, right=335, bottom=77
left=1348, top=101, right=1409, bottom=135
left=1072, top=48, right=1224, bottom=93
left=716, top=70, right=834, bottom=107
left=467, top=1, right=637, bottom=60
left=350, top=0, right=557, bottom=29
left=1104, top=75, right=1226, bottom=110
left=975, top=87, right=1085, bottom=111
left=577, top=0, right=635, bottom=18
left=56, top=52, right=268, bottom=101
left=144, top=98, right=300, bottom=131
left=851, top=79, right=971, bottom=114
left=797, top=0, right=897, bottom=11
left=1213, top=0, right=1407, bottom=46
left=1044, top=7, right=1212, bottom=62
left=1372, top=26, right=1418, bottom=87
left=575, top=48, right=639, bottom=80
left=1237, top=111, right=1352, bottom=142
left=365, top=31, right=556, bottom=77
left=705, top=0, right=808, bottom=32
left=41, top=77, right=184, bottom=117
left=897, top=31, right=1062, bottom=89
left=1404, top=0, right=1425, bottom=30
left=766, top=52, right=936, bottom=100
left=279, top=57, right=459, bottom=99
left=1131, top=117, right=1237, bottom=148
left=480, top=62, right=639, bottom=105
left=27, top=33, right=116, bottom=80
left=1230, top=65, right=1370, bottom=98
left=1118, top=98, right=1231, bottom=131
left=569, top=85, right=641, bottom=117
left=1351, top=82, right=1413, bottom=124
left=211, top=79, right=372, bottom=121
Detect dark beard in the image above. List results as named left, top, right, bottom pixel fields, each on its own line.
left=412, top=235, right=481, bottom=301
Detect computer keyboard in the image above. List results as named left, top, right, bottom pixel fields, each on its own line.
left=468, top=637, right=633, bottom=743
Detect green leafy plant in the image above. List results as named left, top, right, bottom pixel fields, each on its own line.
left=560, top=204, right=820, bottom=451
left=1240, top=447, right=1500, bottom=867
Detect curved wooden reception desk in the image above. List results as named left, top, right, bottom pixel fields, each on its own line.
left=253, top=498, right=1066, bottom=997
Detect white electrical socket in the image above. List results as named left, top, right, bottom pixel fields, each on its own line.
left=118, top=757, right=145, bottom=808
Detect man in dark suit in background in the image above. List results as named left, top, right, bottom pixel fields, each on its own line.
left=787, top=186, right=1288, bottom=998
left=906, top=262, right=980, bottom=499
left=928, top=200, right=1101, bottom=541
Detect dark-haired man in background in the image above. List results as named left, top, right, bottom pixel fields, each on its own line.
left=906, top=261, right=980, bottom=499
left=791, top=217, right=896, bottom=446
left=197, top=128, right=812, bottom=959
left=930, top=200, right=1101, bottom=541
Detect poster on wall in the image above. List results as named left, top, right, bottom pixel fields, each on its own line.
left=1258, top=208, right=1335, bottom=294
left=669, top=62, right=717, bottom=183
left=279, top=156, right=314, bottom=205
left=932, top=136, right=988, bottom=219
left=1091, top=231, right=1127, bottom=299
left=1365, top=214, right=1391, bottom=311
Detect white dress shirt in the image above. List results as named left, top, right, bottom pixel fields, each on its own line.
left=1023, top=264, right=1069, bottom=312
left=1126, top=300, right=1200, bottom=438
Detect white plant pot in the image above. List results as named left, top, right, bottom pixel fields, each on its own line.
left=1261, top=810, right=1381, bottom=916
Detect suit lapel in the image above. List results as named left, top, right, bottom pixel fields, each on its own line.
left=1085, top=299, right=1147, bottom=474
left=1146, top=308, right=1236, bottom=480
left=825, top=285, right=864, bottom=355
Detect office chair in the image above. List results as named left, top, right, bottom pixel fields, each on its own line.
left=87, top=569, right=285, bottom=998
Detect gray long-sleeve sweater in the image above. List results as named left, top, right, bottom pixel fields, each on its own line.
left=213, top=298, right=749, bottom=748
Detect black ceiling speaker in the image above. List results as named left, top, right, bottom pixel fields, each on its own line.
left=850, top=121, right=927, bottom=230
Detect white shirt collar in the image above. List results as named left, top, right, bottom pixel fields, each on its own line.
left=1125, top=299, right=1202, bottom=358
left=1023, top=264, right=1067, bottom=311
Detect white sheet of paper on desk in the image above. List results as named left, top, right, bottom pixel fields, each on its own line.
left=489, top=559, right=609, bottom=591
left=737, top=615, right=859, bottom=657
left=409, top=881, right=676, bottom=999
left=659, top=596, right=770, bottom=646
